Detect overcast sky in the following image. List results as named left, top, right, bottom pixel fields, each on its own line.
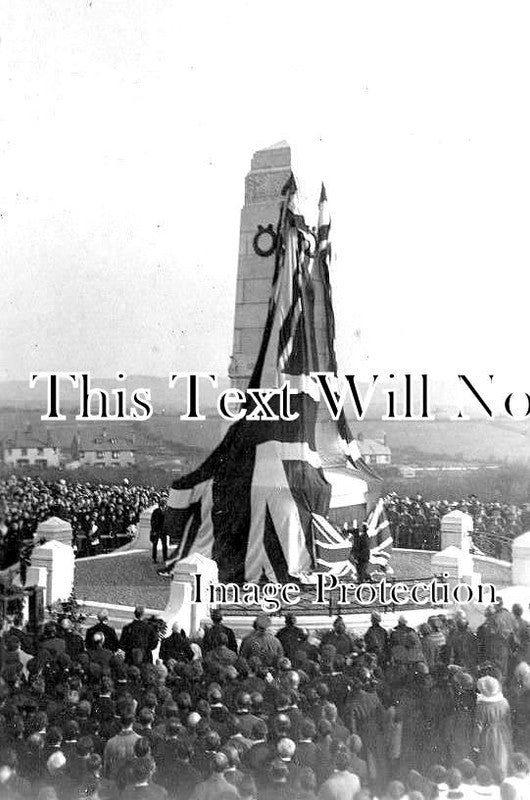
left=1, top=2, right=529, bottom=387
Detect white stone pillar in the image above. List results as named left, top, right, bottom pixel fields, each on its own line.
left=161, top=553, right=219, bottom=636
left=440, top=510, right=473, bottom=552
left=512, top=531, right=530, bottom=586
left=30, top=541, right=75, bottom=606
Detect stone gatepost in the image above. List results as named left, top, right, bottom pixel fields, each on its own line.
left=29, top=540, right=75, bottom=606
left=440, top=510, right=473, bottom=552
left=36, top=517, right=73, bottom=547
left=512, top=531, right=530, bottom=585
left=161, top=553, right=219, bottom=636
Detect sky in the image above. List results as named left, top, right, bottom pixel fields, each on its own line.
left=1, top=1, right=530, bottom=387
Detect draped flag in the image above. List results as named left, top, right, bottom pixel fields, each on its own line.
left=312, top=512, right=356, bottom=579
left=163, top=175, right=375, bottom=584
left=366, top=498, right=392, bottom=567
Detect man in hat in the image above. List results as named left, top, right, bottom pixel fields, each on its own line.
left=119, top=605, right=159, bottom=664
left=150, top=497, right=168, bottom=564
left=320, top=617, right=355, bottom=656
left=364, top=611, right=389, bottom=665
left=356, top=522, right=371, bottom=582
left=201, top=609, right=238, bottom=654
left=85, top=608, right=120, bottom=653
left=275, top=613, right=304, bottom=662
left=159, top=622, right=194, bottom=664
left=240, top=615, right=283, bottom=666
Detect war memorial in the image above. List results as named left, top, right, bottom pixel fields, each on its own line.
left=13, top=143, right=529, bottom=639
left=2, top=143, right=530, bottom=799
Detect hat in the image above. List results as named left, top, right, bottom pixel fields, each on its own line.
left=477, top=676, right=503, bottom=703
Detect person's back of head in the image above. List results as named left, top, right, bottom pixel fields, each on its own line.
left=212, top=751, right=229, bottom=774
left=176, top=741, right=192, bottom=762
left=221, top=743, right=240, bottom=768
left=119, top=700, right=136, bottom=729
left=277, top=738, right=296, bottom=759
left=446, top=768, right=462, bottom=790
left=458, top=758, right=476, bottom=783
left=428, top=764, right=447, bottom=786
left=131, top=757, right=152, bottom=785
left=300, top=718, right=316, bottom=741
left=334, top=750, right=350, bottom=773
left=476, top=765, right=493, bottom=786
left=165, top=719, right=181, bottom=739
left=86, top=753, right=102, bottom=777
left=138, top=707, right=154, bottom=727
left=134, top=737, right=151, bottom=759
left=385, top=780, right=406, bottom=799
left=511, top=752, right=530, bottom=774
left=76, top=736, right=94, bottom=757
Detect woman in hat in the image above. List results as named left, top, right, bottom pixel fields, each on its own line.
left=473, top=675, right=512, bottom=782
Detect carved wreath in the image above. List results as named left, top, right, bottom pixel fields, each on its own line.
left=252, top=224, right=277, bottom=258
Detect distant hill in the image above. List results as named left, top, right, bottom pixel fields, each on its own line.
left=2, top=376, right=530, bottom=466
left=0, top=374, right=231, bottom=416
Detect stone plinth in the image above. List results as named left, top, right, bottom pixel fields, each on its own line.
left=440, top=510, right=473, bottom=552
left=36, top=517, right=73, bottom=547
left=30, top=540, right=75, bottom=606
left=512, top=531, right=530, bottom=586
left=162, top=553, right=219, bottom=636
left=431, top=545, right=481, bottom=598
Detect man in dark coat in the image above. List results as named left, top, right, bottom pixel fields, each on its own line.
left=150, top=498, right=168, bottom=564
left=320, top=617, right=355, bottom=657
left=276, top=613, right=304, bottom=661
left=159, top=623, right=194, bottom=664
left=119, top=606, right=159, bottom=664
left=85, top=609, right=120, bottom=653
left=201, top=609, right=238, bottom=653
left=356, top=523, right=371, bottom=582
left=364, top=612, right=389, bottom=665
left=445, top=611, right=478, bottom=673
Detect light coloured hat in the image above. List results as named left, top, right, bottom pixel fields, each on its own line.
left=477, top=675, right=503, bottom=703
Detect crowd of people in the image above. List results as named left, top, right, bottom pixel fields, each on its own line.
left=0, top=601, right=530, bottom=799
left=0, top=476, right=163, bottom=568
left=384, top=494, right=525, bottom=559
left=1, top=475, right=525, bottom=572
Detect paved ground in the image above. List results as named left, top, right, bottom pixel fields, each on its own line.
left=74, top=547, right=436, bottom=615
left=75, top=550, right=170, bottom=609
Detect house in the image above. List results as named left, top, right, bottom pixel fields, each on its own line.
left=71, top=429, right=135, bottom=467
left=1, top=428, right=61, bottom=468
left=356, top=432, right=391, bottom=465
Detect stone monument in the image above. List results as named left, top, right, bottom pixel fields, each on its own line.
left=228, top=141, right=368, bottom=523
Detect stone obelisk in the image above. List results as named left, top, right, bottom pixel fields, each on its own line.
left=229, top=141, right=293, bottom=390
